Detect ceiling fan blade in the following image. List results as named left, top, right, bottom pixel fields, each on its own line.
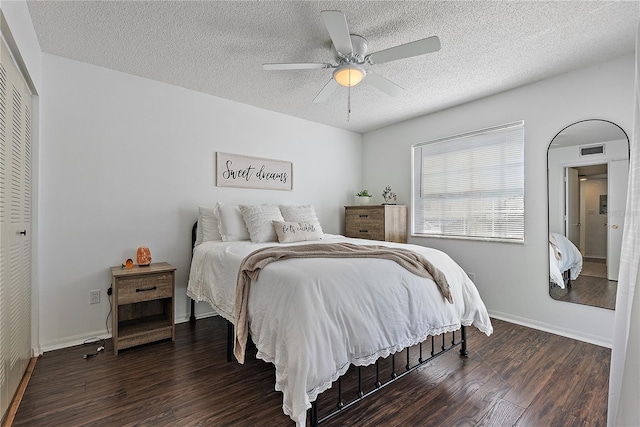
left=363, top=71, right=404, bottom=97
left=313, top=79, right=339, bottom=103
left=263, top=63, right=332, bottom=71
left=321, top=10, right=353, bottom=55
left=367, top=36, right=441, bottom=64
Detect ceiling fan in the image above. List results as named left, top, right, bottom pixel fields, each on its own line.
left=262, top=10, right=441, bottom=103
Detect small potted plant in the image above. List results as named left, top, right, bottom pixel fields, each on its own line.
left=355, top=189, right=372, bottom=205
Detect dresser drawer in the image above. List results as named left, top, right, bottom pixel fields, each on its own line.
left=117, top=272, right=174, bottom=305
left=347, top=228, right=385, bottom=241
left=345, top=207, right=384, bottom=224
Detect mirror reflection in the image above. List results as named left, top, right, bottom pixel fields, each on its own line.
left=547, top=120, right=629, bottom=310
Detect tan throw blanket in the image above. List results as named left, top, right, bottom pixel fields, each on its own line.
left=233, top=242, right=453, bottom=363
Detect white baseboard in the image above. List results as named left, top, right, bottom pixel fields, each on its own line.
left=488, top=310, right=612, bottom=349
left=40, top=310, right=220, bottom=353
left=32, top=346, right=42, bottom=358
left=40, top=330, right=113, bottom=353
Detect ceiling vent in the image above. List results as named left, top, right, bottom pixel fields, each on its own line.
left=580, top=144, right=605, bottom=156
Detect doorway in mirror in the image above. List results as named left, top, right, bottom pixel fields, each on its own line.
left=547, top=119, right=629, bottom=310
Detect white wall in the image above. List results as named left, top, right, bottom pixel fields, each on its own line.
left=363, top=54, right=635, bottom=347
left=38, top=53, right=362, bottom=351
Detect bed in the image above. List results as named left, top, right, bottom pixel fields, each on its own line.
left=187, top=203, right=493, bottom=426
left=549, top=232, right=583, bottom=289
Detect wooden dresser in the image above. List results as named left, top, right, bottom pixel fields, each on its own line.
left=345, top=205, right=407, bottom=243
left=110, top=262, right=176, bottom=354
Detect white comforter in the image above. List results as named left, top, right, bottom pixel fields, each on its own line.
left=187, top=234, right=493, bottom=426
left=549, top=232, right=583, bottom=289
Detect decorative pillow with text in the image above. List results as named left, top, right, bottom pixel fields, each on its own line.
left=273, top=221, right=323, bottom=243
left=279, top=205, right=323, bottom=235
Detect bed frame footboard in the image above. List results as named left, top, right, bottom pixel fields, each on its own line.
left=564, top=270, right=572, bottom=288
left=308, top=326, right=468, bottom=427
left=221, top=318, right=468, bottom=427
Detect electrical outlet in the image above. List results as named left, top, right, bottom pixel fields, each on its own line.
left=467, top=272, right=476, bottom=282
left=89, top=290, right=100, bottom=304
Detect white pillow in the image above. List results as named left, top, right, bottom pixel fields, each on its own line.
left=279, top=205, right=323, bottom=235
left=273, top=221, right=323, bottom=243
left=239, top=204, right=284, bottom=243
left=198, top=206, right=222, bottom=242
left=216, top=203, right=250, bottom=241
left=195, top=216, right=204, bottom=247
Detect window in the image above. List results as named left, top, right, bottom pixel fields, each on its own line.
left=411, top=121, right=524, bottom=242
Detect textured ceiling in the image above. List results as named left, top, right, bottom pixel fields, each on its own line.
left=26, top=1, right=639, bottom=134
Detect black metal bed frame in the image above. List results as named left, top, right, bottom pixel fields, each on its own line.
left=310, top=327, right=466, bottom=426
left=189, top=221, right=469, bottom=426
left=550, top=270, right=572, bottom=290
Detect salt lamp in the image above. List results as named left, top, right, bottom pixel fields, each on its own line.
left=125, top=258, right=134, bottom=269
left=136, top=246, right=152, bottom=266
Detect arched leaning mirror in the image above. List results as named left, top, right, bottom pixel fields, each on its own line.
left=547, top=119, right=629, bottom=310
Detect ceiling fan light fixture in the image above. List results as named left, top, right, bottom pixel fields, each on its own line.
left=333, top=64, right=365, bottom=87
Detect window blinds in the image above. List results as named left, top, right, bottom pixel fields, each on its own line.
left=412, top=121, right=524, bottom=242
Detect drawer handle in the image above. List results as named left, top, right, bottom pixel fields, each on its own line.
left=359, top=215, right=369, bottom=218
left=359, top=230, right=369, bottom=233
left=136, top=286, right=157, bottom=292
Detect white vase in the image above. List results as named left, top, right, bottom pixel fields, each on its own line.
left=356, top=196, right=371, bottom=205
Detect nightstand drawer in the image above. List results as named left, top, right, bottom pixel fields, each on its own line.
left=117, top=272, right=173, bottom=305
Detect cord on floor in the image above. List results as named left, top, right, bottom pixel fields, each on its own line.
left=82, top=286, right=112, bottom=360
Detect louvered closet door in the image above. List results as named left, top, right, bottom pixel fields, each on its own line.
left=0, top=38, right=32, bottom=418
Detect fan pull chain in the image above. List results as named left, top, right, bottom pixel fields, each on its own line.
left=347, top=85, right=351, bottom=122
left=347, top=70, right=351, bottom=122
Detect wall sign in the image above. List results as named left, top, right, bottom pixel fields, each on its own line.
left=216, top=152, right=293, bottom=191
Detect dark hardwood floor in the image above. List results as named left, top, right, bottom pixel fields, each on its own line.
left=550, top=258, right=617, bottom=310
left=12, top=316, right=610, bottom=426
left=550, top=274, right=617, bottom=310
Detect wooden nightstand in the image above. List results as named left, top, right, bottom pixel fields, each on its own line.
left=345, top=205, right=407, bottom=243
left=110, top=262, right=176, bottom=354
